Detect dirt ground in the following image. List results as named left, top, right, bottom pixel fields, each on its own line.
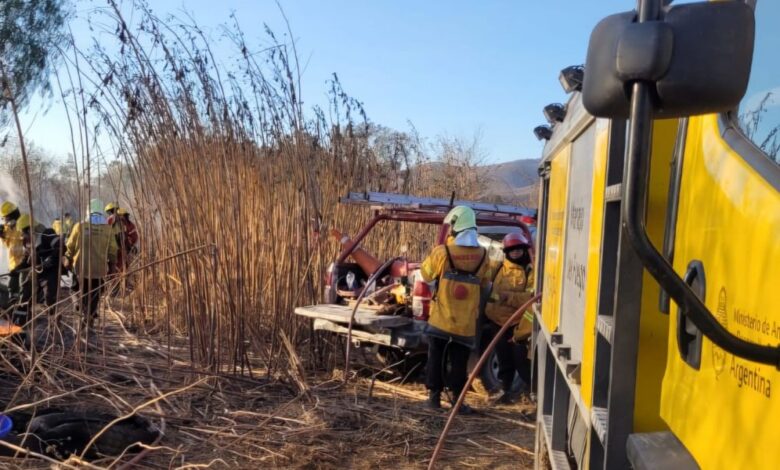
left=0, top=306, right=536, bottom=469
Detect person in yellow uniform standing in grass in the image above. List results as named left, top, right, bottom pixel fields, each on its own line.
left=65, top=199, right=118, bottom=327
left=53, top=212, right=75, bottom=237
left=17, top=214, right=62, bottom=310
left=62, top=212, right=74, bottom=237
left=485, top=231, right=535, bottom=403
left=1, top=201, right=26, bottom=299
left=420, top=206, right=492, bottom=414
left=52, top=217, right=62, bottom=235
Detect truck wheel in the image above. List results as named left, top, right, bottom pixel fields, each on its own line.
left=471, top=348, right=525, bottom=395
left=469, top=351, right=501, bottom=395
left=377, top=347, right=426, bottom=381
left=472, top=348, right=504, bottom=394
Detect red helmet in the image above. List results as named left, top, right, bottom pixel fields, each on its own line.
left=503, top=231, right=530, bottom=250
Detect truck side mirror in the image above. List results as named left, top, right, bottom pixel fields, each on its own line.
left=582, top=1, right=755, bottom=119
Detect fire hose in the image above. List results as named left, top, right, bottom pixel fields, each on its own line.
left=428, top=292, right=542, bottom=470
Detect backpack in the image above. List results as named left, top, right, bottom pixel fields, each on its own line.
left=427, top=245, right=487, bottom=341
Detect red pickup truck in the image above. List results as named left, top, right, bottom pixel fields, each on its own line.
left=295, top=192, right=536, bottom=392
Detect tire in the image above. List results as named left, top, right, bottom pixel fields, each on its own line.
left=377, top=347, right=426, bottom=381
left=475, top=347, right=504, bottom=394
left=471, top=330, right=524, bottom=395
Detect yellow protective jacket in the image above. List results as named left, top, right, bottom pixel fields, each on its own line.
left=486, top=259, right=535, bottom=338
left=66, top=221, right=118, bottom=279
left=420, top=243, right=493, bottom=341
left=63, top=218, right=73, bottom=235
left=1, top=225, right=25, bottom=271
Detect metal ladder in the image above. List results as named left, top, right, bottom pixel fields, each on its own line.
left=340, top=191, right=535, bottom=217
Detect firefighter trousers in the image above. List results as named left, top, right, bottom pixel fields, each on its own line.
left=486, top=322, right=531, bottom=392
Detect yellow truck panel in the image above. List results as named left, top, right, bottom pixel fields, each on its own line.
left=632, top=118, right=675, bottom=432
left=541, top=145, right=570, bottom=332
left=580, top=120, right=609, bottom=408
left=661, top=114, right=780, bottom=469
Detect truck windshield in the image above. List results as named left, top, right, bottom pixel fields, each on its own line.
left=736, top=0, right=780, bottom=165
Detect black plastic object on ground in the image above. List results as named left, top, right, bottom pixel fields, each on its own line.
left=1, top=408, right=160, bottom=460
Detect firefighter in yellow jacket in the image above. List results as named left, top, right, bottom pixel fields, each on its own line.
left=65, top=199, right=118, bottom=326
left=420, top=206, right=492, bottom=413
left=485, top=231, right=535, bottom=403
left=1, top=201, right=26, bottom=298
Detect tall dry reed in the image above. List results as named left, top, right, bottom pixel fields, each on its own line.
left=53, top=1, right=484, bottom=374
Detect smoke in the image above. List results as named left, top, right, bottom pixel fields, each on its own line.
left=0, top=171, right=24, bottom=206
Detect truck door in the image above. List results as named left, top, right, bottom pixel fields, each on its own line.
left=660, top=3, right=780, bottom=468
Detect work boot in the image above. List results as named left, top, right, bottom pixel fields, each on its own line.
left=427, top=391, right=441, bottom=409
left=454, top=401, right=474, bottom=415
left=497, top=391, right=516, bottom=405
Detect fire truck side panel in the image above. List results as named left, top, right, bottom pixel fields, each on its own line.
left=541, top=145, right=571, bottom=333
left=631, top=118, right=676, bottom=432
left=661, top=114, right=780, bottom=469
left=579, top=119, right=610, bottom=408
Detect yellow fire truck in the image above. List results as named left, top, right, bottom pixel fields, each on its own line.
left=532, top=0, right=779, bottom=468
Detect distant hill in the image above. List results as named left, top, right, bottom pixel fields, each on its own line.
left=480, top=158, right=540, bottom=207
left=406, top=157, right=541, bottom=208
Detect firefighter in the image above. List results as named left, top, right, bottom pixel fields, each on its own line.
left=65, top=199, right=118, bottom=327
left=59, top=211, right=76, bottom=289
left=62, top=212, right=73, bottom=237
left=16, top=214, right=61, bottom=310
left=105, top=202, right=120, bottom=232
left=113, top=208, right=138, bottom=272
left=104, top=202, right=118, bottom=220
left=420, top=206, right=492, bottom=413
left=485, top=231, right=535, bottom=403
left=52, top=217, right=62, bottom=235
left=1, top=201, right=26, bottom=298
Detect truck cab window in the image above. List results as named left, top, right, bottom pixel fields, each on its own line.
left=737, top=1, right=780, bottom=164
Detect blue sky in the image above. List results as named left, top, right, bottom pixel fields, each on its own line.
left=17, top=1, right=680, bottom=163
left=21, top=0, right=635, bottom=163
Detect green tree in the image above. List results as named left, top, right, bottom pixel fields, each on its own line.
left=0, top=0, right=67, bottom=124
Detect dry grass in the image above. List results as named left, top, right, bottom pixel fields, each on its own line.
left=0, top=3, right=532, bottom=468
left=1, top=304, right=534, bottom=469
left=45, top=1, right=486, bottom=372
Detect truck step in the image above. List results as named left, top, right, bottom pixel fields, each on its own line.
left=605, top=183, right=622, bottom=202
left=596, top=315, right=614, bottom=344
left=541, top=415, right=573, bottom=470
left=627, top=432, right=699, bottom=470
left=591, top=406, right=608, bottom=444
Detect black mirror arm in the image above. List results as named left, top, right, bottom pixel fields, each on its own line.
left=623, top=77, right=780, bottom=370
